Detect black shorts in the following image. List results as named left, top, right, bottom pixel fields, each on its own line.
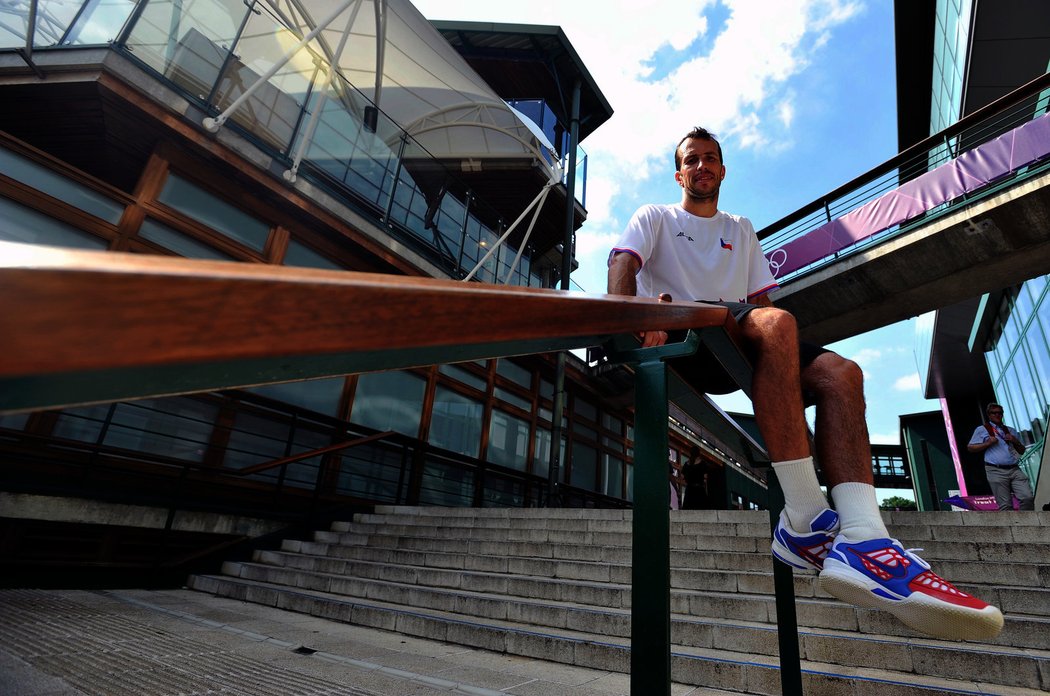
left=668, top=301, right=829, bottom=402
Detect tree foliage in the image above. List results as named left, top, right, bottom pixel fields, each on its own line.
left=879, top=495, right=917, bottom=511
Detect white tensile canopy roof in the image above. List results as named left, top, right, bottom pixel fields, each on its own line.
left=255, top=0, right=556, bottom=170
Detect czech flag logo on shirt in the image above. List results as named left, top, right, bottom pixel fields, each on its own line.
left=720, top=237, right=733, bottom=251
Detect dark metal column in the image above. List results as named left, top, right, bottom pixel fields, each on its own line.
left=546, top=77, right=583, bottom=506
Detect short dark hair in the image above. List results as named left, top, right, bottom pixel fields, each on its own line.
left=987, top=402, right=1004, bottom=414
left=675, top=126, right=723, bottom=169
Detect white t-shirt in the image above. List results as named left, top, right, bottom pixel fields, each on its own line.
left=609, top=204, right=778, bottom=303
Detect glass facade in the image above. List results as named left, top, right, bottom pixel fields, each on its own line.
left=929, top=0, right=973, bottom=134
left=985, top=278, right=1050, bottom=449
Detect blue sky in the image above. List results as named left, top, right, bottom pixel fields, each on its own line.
left=415, top=1, right=940, bottom=496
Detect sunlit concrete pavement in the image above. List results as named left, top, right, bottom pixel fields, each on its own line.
left=0, top=588, right=718, bottom=696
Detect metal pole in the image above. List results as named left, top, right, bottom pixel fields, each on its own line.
left=767, top=477, right=804, bottom=695
left=546, top=77, right=582, bottom=506
left=630, top=358, right=671, bottom=695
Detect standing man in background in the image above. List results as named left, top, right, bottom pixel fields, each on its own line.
left=967, top=403, right=1034, bottom=511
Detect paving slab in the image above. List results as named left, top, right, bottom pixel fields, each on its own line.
left=0, top=588, right=708, bottom=696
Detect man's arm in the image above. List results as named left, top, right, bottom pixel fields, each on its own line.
left=967, top=426, right=997, bottom=453
left=608, top=251, right=668, bottom=347
left=1005, top=428, right=1026, bottom=453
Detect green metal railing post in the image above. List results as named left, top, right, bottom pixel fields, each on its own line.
left=604, top=332, right=703, bottom=695
left=630, top=356, right=672, bottom=694
left=767, top=476, right=804, bottom=695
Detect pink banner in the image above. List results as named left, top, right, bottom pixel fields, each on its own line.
left=767, top=112, right=1050, bottom=278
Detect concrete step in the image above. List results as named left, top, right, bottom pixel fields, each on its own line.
left=244, top=547, right=1050, bottom=652
left=188, top=573, right=1050, bottom=694
left=312, top=525, right=1050, bottom=595
left=187, top=506, right=1050, bottom=693
left=331, top=515, right=1050, bottom=566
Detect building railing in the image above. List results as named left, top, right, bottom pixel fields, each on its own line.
left=760, top=71, right=1050, bottom=283
left=508, top=98, right=589, bottom=207
left=0, top=396, right=626, bottom=527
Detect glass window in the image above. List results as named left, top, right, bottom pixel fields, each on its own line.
left=138, top=217, right=234, bottom=259
left=602, top=453, right=624, bottom=498
left=570, top=440, right=597, bottom=490
left=602, top=413, right=622, bottom=433
left=0, top=148, right=125, bottom=223
left=574, top=423, right=597, bottom=441
left=429, top=386, right=482, bottom=458
left=487, top=410, right=529, bottom=471
left=439, top=364, right=487, bottom=392
left=283, top=240, right=344, bottom=270
left=351, top=370, right=425, bottom=437
left=496, top=359, right=531, bottom=388
left=0, top=196, right=109, bottom=249
left=533, top=426, right=552, bottom=478
left=494, top=386, right=531, bottom=412
left=158, top=174, right=271, bottom=252
left=0, top=413, right=29, bottom=430
left=574, top=397, right=597, bottom=422
left=540, top=379, right=554, bottom=401
left=246, top=377, right=344, bottom=417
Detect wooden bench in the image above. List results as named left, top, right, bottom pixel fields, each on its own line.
left=0, top=240, right=802, bottom=695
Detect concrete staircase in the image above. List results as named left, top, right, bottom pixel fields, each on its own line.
left=188, top=506, right=1050, bottom=694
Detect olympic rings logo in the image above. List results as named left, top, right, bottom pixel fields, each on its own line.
left=766, top=248, right=788, bottom=277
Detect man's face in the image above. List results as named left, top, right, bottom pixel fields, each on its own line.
left=675, top=138, right=726, bottom=201
left=988, top=407, right=1004, bottom=423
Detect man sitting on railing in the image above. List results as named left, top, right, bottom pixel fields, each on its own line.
left=607, top=126, right=1003, bottom=641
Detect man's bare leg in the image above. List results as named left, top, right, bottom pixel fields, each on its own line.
left=739, top=308, right=830, bottom=530
left=801, top=352, right=888, bottom=539
left=738, top=307, right=809, bottom=460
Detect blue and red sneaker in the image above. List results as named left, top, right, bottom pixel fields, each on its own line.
left=820, top=535, right=1004, bottom=640
left=771, top=508, right=839, bottom=572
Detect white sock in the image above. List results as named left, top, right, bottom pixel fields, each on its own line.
left=830, top=482, right=889, bottom=539
left=771, top=456, right=829, bottom=530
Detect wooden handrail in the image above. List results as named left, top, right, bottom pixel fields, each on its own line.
left=1, top=241, right=735, bottom=413
left=234, top=431, right=397, bottom=476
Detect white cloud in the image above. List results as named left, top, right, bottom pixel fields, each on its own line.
left=849, top=347, right=882, bottom=367
left=413, top=0, right=865, bottom=231
left=894, top=374, right=921, bottom=392
left=869, top=430, right=901, bottom=445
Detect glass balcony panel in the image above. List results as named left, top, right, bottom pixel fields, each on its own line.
left=65, top=0, right=136, bottom=45
left=27, top=0, right=81, bottom=47
left=212, top=12, right=322, bottom=151
left=125, top=0, right=249, bottom=97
